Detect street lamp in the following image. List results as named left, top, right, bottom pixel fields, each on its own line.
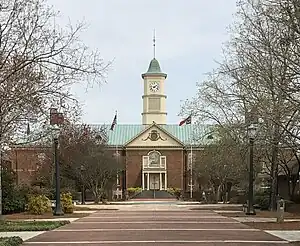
left=80, top=165, right=86, bottom=205
left=246, top=123, right=257, bottom=215
left=52, top=125, right=64, bottom=216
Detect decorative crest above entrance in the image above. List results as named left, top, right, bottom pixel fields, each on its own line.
left=142, top=129, right=167, bottom=142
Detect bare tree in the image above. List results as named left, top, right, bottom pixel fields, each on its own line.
left=58, top=123, right=121, bottom=203
left=182, top=0, right=300, bottom=210
left=194, top=127, right=249, bottom=202
left=0, top=0, right=110, bottom=145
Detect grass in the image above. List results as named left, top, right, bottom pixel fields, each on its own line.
left=0, top=236, right=23, bottom=246
left=0, top=220, right=70, bottom=231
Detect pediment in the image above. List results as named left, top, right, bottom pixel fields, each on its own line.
left=125, top=124, right=184, bottom=148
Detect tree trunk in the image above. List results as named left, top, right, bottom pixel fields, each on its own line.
left=92, top=189, right=101, bottom=204
left=216, top=185, right=222, bottom=202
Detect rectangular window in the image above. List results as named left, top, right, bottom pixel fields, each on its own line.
left=148, top=98, right=161, bottom=111
left=143, top=156, right=149, bottom=168
left=160, top=156, right=166, bottom=168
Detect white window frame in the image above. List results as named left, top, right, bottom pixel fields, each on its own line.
left=160, top=156, right=166, bottom=169
left=143, top=156, right=149, bottom=168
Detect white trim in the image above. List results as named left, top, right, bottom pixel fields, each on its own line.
left=147, top=172, right=150, bottom=190
left=142, top=156, right=149, bottom=168
left=125, top=147, right=184, bottom=150
left=159, top=173, right=162, bottom=190
left=160, top=156, right=166, bottom=169
left=142, top=171, right=167, bottom=191
left=144, top=170, right=167, bottom=174
left=165, top=172, right=167, bottom=190
left=123, top=122, right=185, bottom=147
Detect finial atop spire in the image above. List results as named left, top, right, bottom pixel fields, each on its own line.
left=153, top=29, right=156, bottom=58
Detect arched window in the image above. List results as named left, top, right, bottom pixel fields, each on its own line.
left=148, top=150, right=161, bottom=167
left=142, top=150, right=166, bottom=169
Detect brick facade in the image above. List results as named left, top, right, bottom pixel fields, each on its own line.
left=9, top=143, right=203, bottom=196
left=125, top=148, right=186, bottom=190
left=9, top=146, right=52, bottom=185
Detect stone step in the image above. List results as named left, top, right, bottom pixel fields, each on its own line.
left=131, top=190, right=176, bottom=200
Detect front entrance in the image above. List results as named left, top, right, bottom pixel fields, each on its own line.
left=149, top=173, right=160, bottom=190
left=142, top=172, right=167, bottom=190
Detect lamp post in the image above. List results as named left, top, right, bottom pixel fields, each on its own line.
left=50, top=108, right=64, bottom=216
left=246, top=123, right=257, bottom=215
left=52, top=125, right=64, bottom=216
left=80, top=165, right=85, bottom=205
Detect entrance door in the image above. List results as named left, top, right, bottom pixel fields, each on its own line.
left=149, top=173, right=160, bottom=190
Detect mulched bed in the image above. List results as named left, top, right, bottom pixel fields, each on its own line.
left=4, top=212, right=88, bottom=220
left=244, top=221, right=300, bottom=230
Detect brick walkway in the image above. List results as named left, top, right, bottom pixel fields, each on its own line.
left=23, top=210, right=294, bottom=245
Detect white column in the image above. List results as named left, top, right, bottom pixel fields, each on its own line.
left=159, top=173, right=162, bottom=190
left=142, top=171, right=145, bottom=190
left=147, top=172, right=150, bottom=190
left=164, top=172, right=167, bottom=190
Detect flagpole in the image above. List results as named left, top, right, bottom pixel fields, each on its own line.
left=189, top=114, right=193, bottom=199
left=114, top=110, right=119, bottom=193
left=190, top=129, right=193, bottom=199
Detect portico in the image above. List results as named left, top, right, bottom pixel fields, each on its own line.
left=142, top=171, right=167, bottom=190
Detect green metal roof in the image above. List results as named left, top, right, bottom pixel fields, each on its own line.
left=90, top=124, right=215, bottom=146
left=142, top=58, right=167, bottom=78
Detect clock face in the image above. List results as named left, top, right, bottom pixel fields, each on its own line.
left=149, top=81, right=159, bottom=92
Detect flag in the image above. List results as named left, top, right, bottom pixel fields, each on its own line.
left=110, top=112, right=117, bottom=131
left=179, top=115, right=192, bottom=126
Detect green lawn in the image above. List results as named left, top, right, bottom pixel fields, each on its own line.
left=0, top=220, right=70, bottom=231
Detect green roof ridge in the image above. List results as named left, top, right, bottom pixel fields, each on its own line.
left=89, top=124, right=214, bottom=146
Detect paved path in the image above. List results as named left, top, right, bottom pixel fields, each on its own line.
left=23, top=209, right=295, bottom=245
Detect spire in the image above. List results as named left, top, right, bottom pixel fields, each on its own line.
left=141, top=30, right=167, bottom=79
left=153, top=29, right=156, bottom=58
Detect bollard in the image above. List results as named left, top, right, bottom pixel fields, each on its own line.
left=276, top=199, right=285, bottom=223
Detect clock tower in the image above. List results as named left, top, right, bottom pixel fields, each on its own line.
left=141, top=57, right=167, bottom=125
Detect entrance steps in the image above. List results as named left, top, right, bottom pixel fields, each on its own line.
left=131, top=190, right=176, bottom=200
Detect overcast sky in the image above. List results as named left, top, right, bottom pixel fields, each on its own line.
left=47, top=0, right=238, bottom=125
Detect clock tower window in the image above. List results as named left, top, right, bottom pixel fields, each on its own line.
left=148, top=98, right=160, bottom=111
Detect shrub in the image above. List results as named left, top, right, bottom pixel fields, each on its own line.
left=2, top=169, right=27, bottom=214
left=127, top=187, right=142, bottom=197
left=26, top=195, right=52, bottom=215
left=0, top=236, right=23, bottom=246
left=167, top=187, right=181, bottom=198
left=3, top=189, right=26, bottom=215
left=61, top=192, right=74, bottom=214
left=254, top=190, right=270, bottom=210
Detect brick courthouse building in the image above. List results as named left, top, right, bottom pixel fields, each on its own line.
left=9, top=56, right=214, bottom=197
left=103, top=56, right=213, bottom=196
